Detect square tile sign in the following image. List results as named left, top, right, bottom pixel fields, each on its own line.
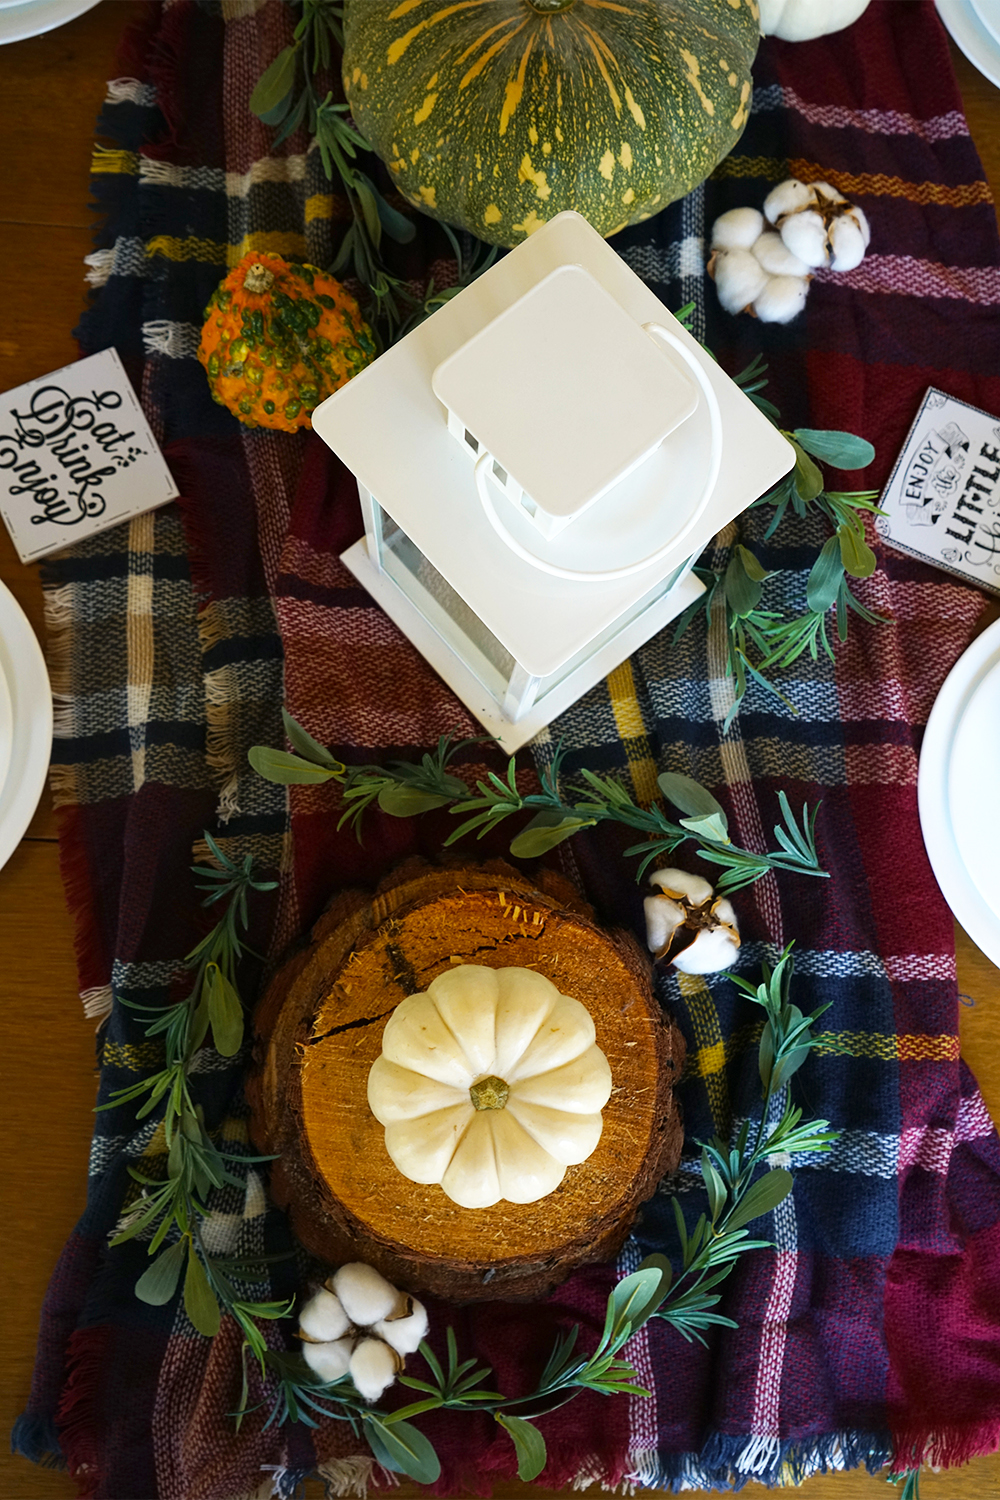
left=877, top=387, right=1000, bottom=598
left=0, top=347, right=178, bottom=563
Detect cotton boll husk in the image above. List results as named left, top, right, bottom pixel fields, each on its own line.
left=754, top=275, right=810, bottom=324
left=302, top=1336, right=354, bottom=1384
left=763, top=178, right=815, bottom=224
left=710, top=206, right=765, bottom=251
left=299, top=1288, right=351, bottom=1343
left=350, top=1338, right=401, bottom=1401
left=811, top=180, right=849, bottom=209
left=751, top=231, right=810, bottom=278
left=649, top=868, right=715, bottom=905
left=375, top=1298, right=429, bottom=1356
left=333, top=1262, right=399, bottom=1326
left=643, top=894, right=685, bottom=955
left=672, top=925, right=741, bottom=975
left=827, top=215, right=867, bottom=272
left=712, top=248, right=769, bottom=314
left=778, top=209, right=829, bottom=268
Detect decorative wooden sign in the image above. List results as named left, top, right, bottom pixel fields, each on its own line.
left=249, top=859, right=685, bottom=1302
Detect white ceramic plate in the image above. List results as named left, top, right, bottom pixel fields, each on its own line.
left=936, top=0, right=1000, bottom=89
left=0, top=581, right=53, bottom=872
left=0, top=658, right=12, bottom=799
left=0, top=0, right=100, bottom=44
left=919, top=616, right=1000, bottom=968
left=971, top=0, right=1000, bottom=48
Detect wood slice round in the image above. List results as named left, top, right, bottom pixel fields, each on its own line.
left=249, top=859, right=685, bottom=1303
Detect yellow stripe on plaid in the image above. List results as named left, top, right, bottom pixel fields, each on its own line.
left=146, top=231, right=310, bottom=269
left=813, top=1030, right=960, bottom=1061
left=101, top=1040, right=165, bottom=1071
left=91, top=146, right=139, bottom=175
left=682, top=1018, right=764, bottom=1084
left=606, top=660, right=659, bottom=806
left=713, top=154, right=993, bottom=208
left=676, top=972, right=732, bottom=1137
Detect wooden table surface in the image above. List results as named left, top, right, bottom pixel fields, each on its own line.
left=2, top=6, right=1000, bottom=1498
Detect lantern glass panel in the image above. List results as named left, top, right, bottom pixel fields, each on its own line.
left=373, top=502, right=516, bottom=699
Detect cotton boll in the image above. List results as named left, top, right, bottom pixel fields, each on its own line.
left=671, top=925, right=741, bottom=975
left=644, top=894, right=686, bottom=956
left=778, top=209, right=829, bottom=268
left=302, top=1336, right=354, bottom=1384
left=811, top=180, right=849, bottom=209
left=763, top=177, right=815, bottom=224
left=753, top=275, right=810, bottom=324
left=649, top=868, right=715, bottom=906
left=711, top=248, right=769, bottom=314
left=299, top=1288, right=351, bottom=1343
left=333, top=1262, right=399, bottom=1326
left=710, top=206, right=765, bottom=251
left=375, top=1297, right=429, bottom=1356
left=853, top=204, right=871, bottom=248
left=350, top=1337, right=401, bottom=1402
left=751, top=231, right=810, bottom=278
left=827, top=214, right=867, bottom=272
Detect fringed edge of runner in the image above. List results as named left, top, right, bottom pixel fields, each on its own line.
left=892, top=1421, right=1000, bottom=1471
left=624, top=1428, right=894, bottom=1492
left=54, top=1324, right=114, bottom=1500
left=10, top=1410, right=67, bottom=1471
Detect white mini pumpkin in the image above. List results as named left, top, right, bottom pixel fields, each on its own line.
left=367, top=965, right=613, bottom=1210
left=759, top=0, right=870, bottom=42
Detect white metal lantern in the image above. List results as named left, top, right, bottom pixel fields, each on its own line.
left=311, top=212, right=793, bottom=752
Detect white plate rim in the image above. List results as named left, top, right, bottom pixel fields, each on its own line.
left=970, top=0, right=1000, bottom=48
left=0, top=581, right=53, bottom=872
left=919, top=614, right=1000, bottom=968
left=0, top=655, right=12, bottom=799
left=0, top=0, right=100, bottom=45
left=936, top=0, right=1000, bottom=90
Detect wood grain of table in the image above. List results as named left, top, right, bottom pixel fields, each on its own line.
left=1, top=7, right=998, bottom=1498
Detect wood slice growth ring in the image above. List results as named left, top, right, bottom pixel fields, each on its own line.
left=250, top=860, right=685, bottom=1302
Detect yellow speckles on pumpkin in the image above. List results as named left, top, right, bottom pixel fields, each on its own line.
left=730, top=79, right=751, bottom=130
left=387, top=1, right=488, bottom=64
left=599, top=149, right=615, bottom=180
left=542, top=141, right=552, bottom=155
left=528, top=124, right=538, bottom=145
left=475, top=154, right=482, bottom=169
left=427, top=73, right=439, bottom=87
left=351, top=67, right=361, bottom=84
left=512, top=209, right=544, bottom=238
left=619, top=142, right=633, bottom=170
left=414, top=91, right=438, bottom=124
left=622, top=187, right=635, bottom=204
left=728, top=71, right=738, bottom=87
left=390, top=157, right=405, bottom=173
left=418, top=184, right=437, bottom=207
left=499, top=34, right=535, bottom=135
left=624, top=86, right=646, bottom=130
left=680, top=49, right=715, bottom=116
left=555, top=125, right=564, bottom=142
left=725, top=0, right=741, bottom=7
left=483, top=203, right=502, bottom=225
left=518, top=153, right=551, bottom=200
left=410, top=147, right=420, bottom=163
left=460, top=29, right=520, bottom=89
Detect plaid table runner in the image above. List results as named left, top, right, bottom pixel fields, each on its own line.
left=14, top=1, right=1000, bottom=1495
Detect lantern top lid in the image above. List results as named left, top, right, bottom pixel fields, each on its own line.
left=431, top=264, right=697, bottom=525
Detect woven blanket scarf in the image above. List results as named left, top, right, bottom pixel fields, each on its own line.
left=13, top=2, right=1000, bottom=1496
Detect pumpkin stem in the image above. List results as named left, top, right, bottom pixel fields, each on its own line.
left=470, top=1075, right=510, bottom=1111
left=243, top=261, right=276, bottom=294
left=527, top=0, right=576, bottom=11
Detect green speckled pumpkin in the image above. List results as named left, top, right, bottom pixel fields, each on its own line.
left=342, top=0, right=760, bottom=248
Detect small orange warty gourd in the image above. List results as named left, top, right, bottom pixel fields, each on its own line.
left=198, top=252, right=376, bottom=432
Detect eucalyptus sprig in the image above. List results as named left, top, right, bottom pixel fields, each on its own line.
left=246, top=948, right=837, bottom=1485
left=249, top=710, right=827, bottom=892
left=101, top=836, right=288, bottom=1349
left=673, top=402, right=885, bottom=728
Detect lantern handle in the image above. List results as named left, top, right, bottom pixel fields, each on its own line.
left=473, top=321, right=722, bottom=583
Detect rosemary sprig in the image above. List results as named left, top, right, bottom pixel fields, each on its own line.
left=247, top=948, right=837, bottom=1485
left=248, top=711, right=828, bottom=892
left=101, top=836, right=288, bottom=1347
